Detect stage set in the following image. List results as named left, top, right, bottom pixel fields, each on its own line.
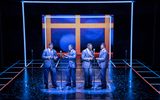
left=0, top=0, right=160, bottom=100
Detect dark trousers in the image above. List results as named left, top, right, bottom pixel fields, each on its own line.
left=83, top=68, right=92, bottom=87
left=66, top=68, right=76, bottom=86
left=100, top=67, right=106, bottom=86
left=43, top=67, right=57, bottom=86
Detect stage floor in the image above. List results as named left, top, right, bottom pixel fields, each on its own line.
left=0, top=59, right=160, bottom=99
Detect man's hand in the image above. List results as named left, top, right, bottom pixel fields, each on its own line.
left=64, top=54, right=68, bottom=56
left=47, top=56, right=51, bottom=59
left=54, top=56, right=58, bottom=60
left=88, top=57, right=93, bottom=60
left=63, top=54, right=69, bottom=58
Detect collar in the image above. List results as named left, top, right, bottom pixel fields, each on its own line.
left=48, top=48, right=53, bottom=51
left=69, top=49, right=73, bottom=52
left=86, top=48, right=91, bottom=51
left=86, top=48, right=93, bottom=57
left=101, top=48, right=106, bottom=52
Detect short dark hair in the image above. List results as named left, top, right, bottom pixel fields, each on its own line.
left=69, top=44, right=73, bottom=48
left=87, top=43, right=92, bottom=47
left=49, top=42, right=53, bottom=46
left=101, top=43, right=106, bottom=48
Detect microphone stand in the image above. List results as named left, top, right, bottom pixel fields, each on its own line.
left=93, top=49, right=96, bottom=90
left=60, top=50, right=63, bottom=90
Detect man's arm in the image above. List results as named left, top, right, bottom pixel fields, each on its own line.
left=96, top=52, right=107, bottom=62
left=81, top=50, right=92, bottom=61
left=42, top=50, right=50, bottom=60
left=53, top=50, right=58, bottom=60
left=68, top=51, right=76, bottom=59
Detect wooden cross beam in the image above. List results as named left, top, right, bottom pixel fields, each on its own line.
left=42, top=15, right=113, bottom=55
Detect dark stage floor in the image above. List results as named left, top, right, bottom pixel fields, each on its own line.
left=0, top=59, right=160, bottom=100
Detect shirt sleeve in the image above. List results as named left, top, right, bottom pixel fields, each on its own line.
left=68, top=50, right=76, bottom=59
left=53, top=50, right=58, bottom=57
left=81, top=50, right=89, bottom=61
left=42, top=49, right=48, bottom=60
left=99, top=51, right=108, bottom=62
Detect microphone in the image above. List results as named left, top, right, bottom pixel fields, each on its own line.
left=93, top=48, right=95, bottom=58
left=93, top=48, right=95, bottom=53
left=93, top=48, right=96, bottom=64
left=31, top=49, right=33, bottom=53
left=31, top=49, right=34, bottom=60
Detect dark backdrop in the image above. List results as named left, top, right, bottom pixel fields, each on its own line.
left=0, top=0, right=160, bottom=69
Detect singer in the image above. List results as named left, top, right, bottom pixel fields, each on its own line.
left=64, top=44, right=77, bottom=88
left=42, top=43, right=58, bottom=89
left=96, top=43, right=108, bottom=89
left=81, top=43, right=94, bottom=89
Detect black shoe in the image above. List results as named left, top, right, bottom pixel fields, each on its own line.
left=66, top=83, right=71, bottom=87
left=101, top=84, right=108, bottom=89
left=72, top=83, right=76, bottom=87
left=45, top=85, right=48, bottom=89
left=97, top=84, right=102, bottom=88
left=73, top=85, right=76, bottom=87
left=72, top=85, right=76, bottom=88
left=101, top=86, right=106, bottom=89
left=84, top=86, right=90, bottom=89
left=88, top=84, right=92, bottom=88
left=84, top=85, right=92, bottom=89
left=97, top=84, right=107, bottom=89
left=52, top=85, right=57, bottom=88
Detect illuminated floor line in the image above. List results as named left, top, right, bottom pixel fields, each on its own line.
left=151, top=83, right=160, bottom=85
left=10, top=67, right=24, bottom=68
left=144, top=77, right=160, bottom=79
left=29, top=63, right=43, bottom=64
left=0, top=60, right=20, bottom=76
left=110, top=60, right=117, bottom=68
left=5, top=72, right=19, bottom=73
left=48, top=80, right=102, bottom=83
left=123, top=60, right=160, bottom=94
left=136, top=60, right=160, bottom=77
left=136, top=71, right=152, bottom=73
left=0, top=68, right=25, bottom=91
left=0, top=78, right=12, bottom=79
left=132, top=66, right=145, bottom=68
left=0, top=60, right=33, bottom=91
